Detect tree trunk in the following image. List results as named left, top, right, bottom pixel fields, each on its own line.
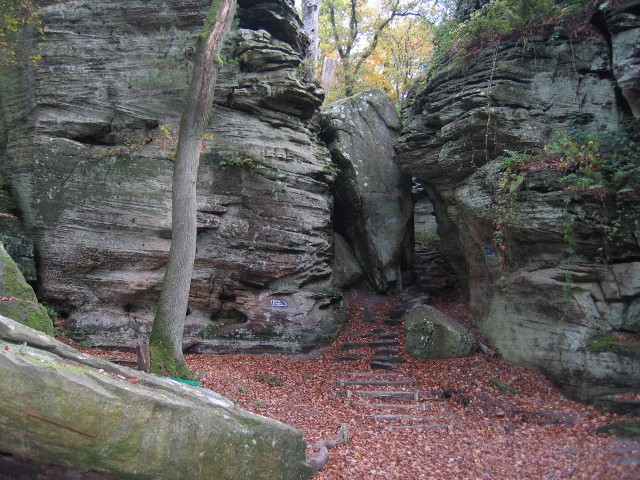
left=320, top=56, right=337, bottom=91
left=302, top=0, right=321, bottom=73
left=150, top=0, right=237, bottom=378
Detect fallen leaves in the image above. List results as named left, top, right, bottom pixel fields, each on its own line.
left=85, top=291, right=640, bottom=479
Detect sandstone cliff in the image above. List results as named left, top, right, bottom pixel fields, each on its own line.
left=396, top=1, right=640, bottom=402
left=0, top=0, right=345, bottom=352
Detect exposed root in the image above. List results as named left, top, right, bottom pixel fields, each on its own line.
left=306, top=423, right=350, bottom=473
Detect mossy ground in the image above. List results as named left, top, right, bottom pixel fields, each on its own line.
left=149, top=340, right=196, bottom=380
left=596, top=419, right=640, bottom=439
left=588, top=334, right=640, bottom=359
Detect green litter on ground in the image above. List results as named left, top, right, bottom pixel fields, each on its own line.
left=169, top=377, right=201, bottom=387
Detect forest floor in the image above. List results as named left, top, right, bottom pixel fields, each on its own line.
left=86, top=289, right=639, bottom=480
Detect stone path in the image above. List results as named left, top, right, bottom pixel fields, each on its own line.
left=332, top=296, right=458, bottom=429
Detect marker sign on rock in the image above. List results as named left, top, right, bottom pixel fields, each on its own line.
left=271, top=299, right=288, bottom=307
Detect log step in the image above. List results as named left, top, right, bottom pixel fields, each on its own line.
left=344, top=390, right=422, bottom=401
left=377, top=424, right=452, bottom=431
left=333, top=354, right=366, bottom=361
left=383, top=319, right=403, bottom=326
left=337, top=379, right=418, bottom=387
left=379, top=333, right=399, bottom=340
left=375, top=348, right=400, bottom=356
left=350, top=400, right=431, bottom=410
left=370, top=361, right=395, bottom=370
left=368, top=340, right=400, bottom=348
left=368, top=414, right=431, bottom=421
left=372, top=355, right=406, bottom=364
left=343, top=372, right=405, bottom=378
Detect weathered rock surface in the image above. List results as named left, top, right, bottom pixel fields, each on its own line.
left=0, top=0, right=345, bottom=351
left=0, top=244, right=53, bottom=335
left=0, top=315, right=313, bottom=479
left=332, top=232, right=363, bottom=289
left=599, top=0, right=640, bottom=117
left=396, top=4, right=640, bottom=402
left=0, top=189, right=35, bottom=283
left=404, top=305, right=477, bottom=359
left=323, top=90, right=413, bottom=293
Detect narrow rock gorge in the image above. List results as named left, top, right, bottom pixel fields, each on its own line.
left=0, top=0, right=638, bottom=409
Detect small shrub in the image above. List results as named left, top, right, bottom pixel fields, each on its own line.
left=199, top=323, right=220, bottom=339
left=254, top=373, right=286, bottom=387
left=415, top=233, right=441, bottom=250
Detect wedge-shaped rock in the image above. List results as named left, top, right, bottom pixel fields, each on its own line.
left=0, top=315, right=312, bottom=480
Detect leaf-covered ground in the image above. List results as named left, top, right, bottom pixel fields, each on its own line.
left=92, top=290, right=639, bottom=479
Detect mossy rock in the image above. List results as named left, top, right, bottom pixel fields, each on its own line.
left=0, top=315, right=313, bottom=480
left=587, top=334, right=640, bottom=360
left=596, top=419, right=640, bottom=439
left=0, top=243, right=53, bottom=335
left=404, top=305, right=478, bottom=359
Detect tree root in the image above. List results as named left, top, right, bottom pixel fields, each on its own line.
left=306, top=423, right=350, bottom=473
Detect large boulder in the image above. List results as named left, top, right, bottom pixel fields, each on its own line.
left=395, top=3, right=640, bottom=402
left=0, top=315, right=313, bottom=480
left=0, top=0, right=345, bottom=352
left=322, top=90, right=413, bottom=293
left=0, top=244, right=53, bottom=335
left=404, top=305, right=477, bottom=359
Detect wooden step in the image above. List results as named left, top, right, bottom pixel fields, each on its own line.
left=368, top=414, right=431, bottom=421
left=333, top=354, right=366, bottom=361
left=372, top=355, right=406, bottom=364
left=350, top=400, right=432, bottom=410
left=370, top=361, right=395, bottom=370
left=368, top=340, right=400, bottom=348
left=379, top=333, right=399, bottom=340
left=378, top=424, right=452, bottom=431
left=337, top=379, right=418, bottom=387
left=383, top=319, right=403, bottom=326
left=375, top=348, right=400, bottom=356
left=344, top=390, right=422, bottom=401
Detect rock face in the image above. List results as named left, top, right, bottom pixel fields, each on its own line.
left=0, top=315, right=313, bottom=480
left=331, top=232, right=363, bottom=289
left=323, top=90, right=413, bottom=293
left=404, top=306, right=477, bottom=359
left=0, top=244, right=53, bottom=335
left=0, top=0, right=345, bottom=351
left=599, top=0, right=640, bottom=117
left=396, top=4, right=640, bottom=402
left=0, top=189, right=35, bottom=283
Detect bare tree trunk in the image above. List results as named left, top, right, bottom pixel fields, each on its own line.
left=302, top=0, right=321, bottom=73
left=320, top=56, right=337, bottom=91
left=150, top=0, right=237, bottom=378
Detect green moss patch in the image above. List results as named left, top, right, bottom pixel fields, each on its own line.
left=596, top=419, right=640, bottom=439
left=588, top=334, right=640, bottom=360
left=0, top=244, right=53, bottom=335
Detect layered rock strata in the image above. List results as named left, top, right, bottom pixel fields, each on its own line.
left=396, top=5, right=640, bottom=402
left=0, top=0, right=344, bottom=351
